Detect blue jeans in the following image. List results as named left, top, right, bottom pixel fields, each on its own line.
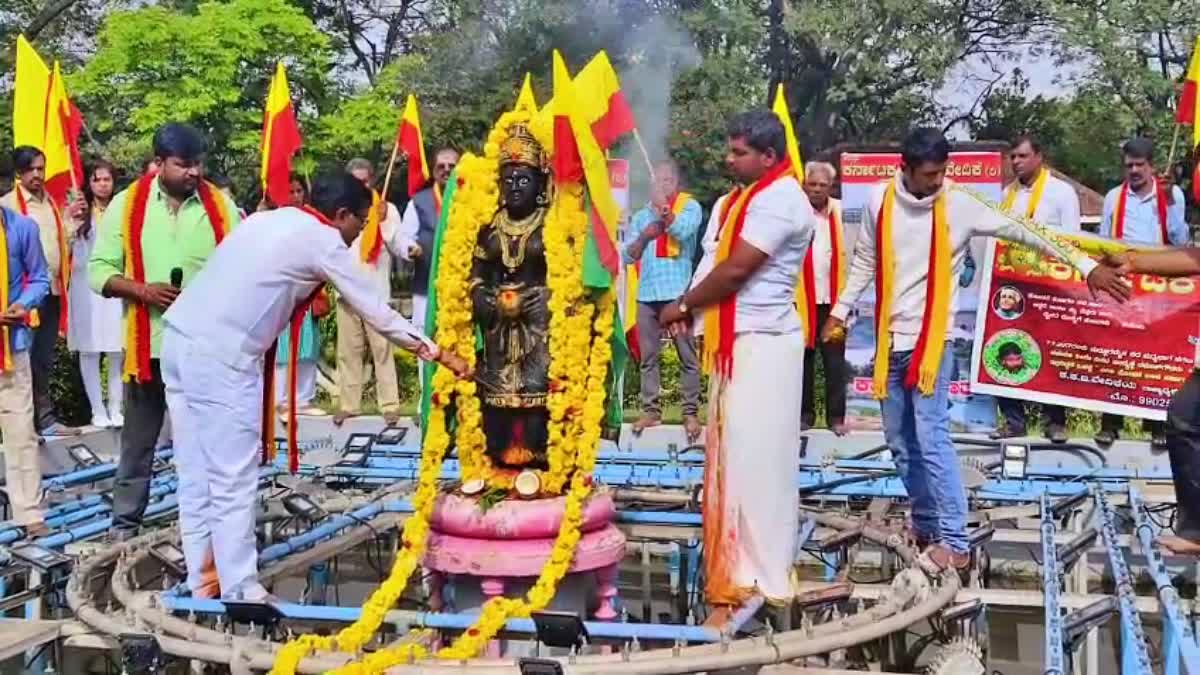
left=880, top=346, right=968, bottom=552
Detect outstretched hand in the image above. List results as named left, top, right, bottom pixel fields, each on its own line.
left=437, top=350, right=474, bottom=380
left=1086, top=262, right=1131, bottom=303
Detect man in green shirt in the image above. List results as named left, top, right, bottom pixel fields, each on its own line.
left=89, top=122, right=240, bottom=541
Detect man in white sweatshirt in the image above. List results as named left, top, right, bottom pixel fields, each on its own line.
left=162, top=173, right=470, bottom=600
left=821, top=128, right=1129, bottom=571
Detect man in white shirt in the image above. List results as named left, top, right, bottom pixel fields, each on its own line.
left=659, top=110, right=813, bottom=611
left=1095, top=137, right=1187, bottom=449
left=335, top=158, right=410, bottom=426
left=821, top=128, right=1129, bottom=571
left=991, top=135, right=1081, bottom=444
left=162, top=173, right=470, bottom=601
left=799, top=161, right=848, bottom=435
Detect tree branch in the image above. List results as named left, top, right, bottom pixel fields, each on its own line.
left=24, top=0, right=80, bottom=39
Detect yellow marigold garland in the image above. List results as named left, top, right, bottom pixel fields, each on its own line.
left=271, top=108, right=617, bottom=674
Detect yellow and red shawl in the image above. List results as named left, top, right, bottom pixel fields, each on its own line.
left=1113, top=179, right=1169, bottom=243
left=653, top=191, right=694, bottom=258
left=121, top=173, right=231, bottom=383
left=794, top=201, right=844, bottom=347
left=260, top=205, right=329, bottom=473
left=358, top=190, right=385, bottom=265
left=1001, top=167, right=1048, bottom=219
left=700, top=158, right=794, bottom=378
left=871, top=181, right=952, bottom=398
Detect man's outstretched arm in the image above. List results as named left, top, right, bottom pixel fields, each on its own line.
left=1110, top=248, right=1200, bottom=278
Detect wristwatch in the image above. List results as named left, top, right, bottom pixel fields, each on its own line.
left=677, top=299, right=690, bottom=316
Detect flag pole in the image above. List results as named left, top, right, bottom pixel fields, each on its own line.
left=1168, top=123, right=1183, bottom=171
left=631, top=127, right=656, bottom=180
left=380, top=138, right=402, bottom=199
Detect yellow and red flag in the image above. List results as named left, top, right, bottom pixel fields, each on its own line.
left=515, top=72, right=539, bottom=113
left=771, top=83, right=804, bottom=182
left=551, top=52, right=584, bottom=185
left=396, top=94, right=429, bottom=198
left=260, top=62, right=303, bottom=208
left=574, top=50, right=637, bottom=151
left=1177, top=37, right=1200, bottom=200
left=14, top=36, right=83, bottom=207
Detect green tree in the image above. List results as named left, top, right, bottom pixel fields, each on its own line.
left=70, top=0, right=334, bottom=196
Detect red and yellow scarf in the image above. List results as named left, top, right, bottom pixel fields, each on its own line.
left=432, top=183, right=443, bottom=219
left=653, top=192, right=694, bottom=258
left=1113, top=179, right=1169, bottom=243
left=359, top=190, right=385, bottom=265
left=14, top=187, right=69, bottom=335
left=1001, top=167, right=1048, bottom=219
left=795, top=200, right=844, bottom=347
left=261, top=204, right=329, bottom=473
left=121, top=173, right=232, bottom=383
left=701, top=158, right=794, bottom=378
left=871, top=181, right=952, bottom=398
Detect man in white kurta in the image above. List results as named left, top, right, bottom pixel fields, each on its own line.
left=992, top=135, right=1081, bottom=443
left=335, top=158, right=413, bottom=426
left=162, top=174, right=468, bottom=600
left=660, top=110, right=814, bottom=607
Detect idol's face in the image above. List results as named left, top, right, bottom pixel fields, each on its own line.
left=500, top=163, right=544, bottom=216
left=901, top=159, right=947, bottom=199
left=158, top=155, right=203, bottom=196
left=90, top=167, right=114, bottom=201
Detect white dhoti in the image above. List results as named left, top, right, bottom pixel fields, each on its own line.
left=703, top=331, right=804, bottom=605
left=162, top=326, right=267, bottom=601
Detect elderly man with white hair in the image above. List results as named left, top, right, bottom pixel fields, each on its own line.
left=797, top=160, right=849, bottom=435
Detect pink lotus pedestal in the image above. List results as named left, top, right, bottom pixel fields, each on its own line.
left=423, top=490, right=626, bottom=638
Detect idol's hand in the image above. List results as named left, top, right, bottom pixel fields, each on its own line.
left=821, top=316, right=847, bottom=344
left=139, top=282, right=180, bottom=309
left=1087, top=264, right=1131, bottom=303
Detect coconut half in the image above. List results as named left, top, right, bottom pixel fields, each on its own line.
left=514, top=470, right=541, bottom=498
left=461, top=479, right=486, bottom=496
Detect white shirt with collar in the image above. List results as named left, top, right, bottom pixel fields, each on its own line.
left=690, top=176, right=815, bottom=337
left=1004, top=171, right=1081, bottom=232
left=164, top=207, right=432, bottom=371
left=809, top=197, right=844, bottom=304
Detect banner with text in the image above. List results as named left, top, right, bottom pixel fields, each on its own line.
left=970, top=232, right=1199, bottom=420
left=839, top=152, right=1003, bottom=432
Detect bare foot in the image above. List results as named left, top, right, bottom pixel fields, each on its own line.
left=332, top=411, right=353, bottom=427
left=703, top=604, right=735, bottom=628
left=631, top=412, right=661, bottom=435
left=1158, top=535, right=1200, bottom=556
left=683, top=415, right=703, bottom=443
left=383, top=410, right=401, bottom=426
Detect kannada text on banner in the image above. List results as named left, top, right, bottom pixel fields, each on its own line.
left=970, top=232, right=1200, bottom=421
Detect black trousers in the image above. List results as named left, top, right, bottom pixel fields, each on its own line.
left=111, top=360, right=167, bottom=532
left=1166, top=371, right=1200, bottom=538
left=801, top=304, right=847, bottom=425
left=998, top=398, right=1066, bottom=431
left=30, top=294, right=61, bottom=429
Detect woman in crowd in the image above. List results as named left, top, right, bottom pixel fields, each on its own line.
left=69, top=160, right=125, bottom=428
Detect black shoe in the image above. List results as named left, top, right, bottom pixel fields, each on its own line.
left=989, top=425, right=1025, bottom=440
left=1045, top=424, right=1068, bottom=444
left=1094, top=429, right=1117, bottom=448
left=1151, top=432, right=1169, bottom=451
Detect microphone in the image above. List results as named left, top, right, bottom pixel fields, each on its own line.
left=170, top=268, right=183, bottom=289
